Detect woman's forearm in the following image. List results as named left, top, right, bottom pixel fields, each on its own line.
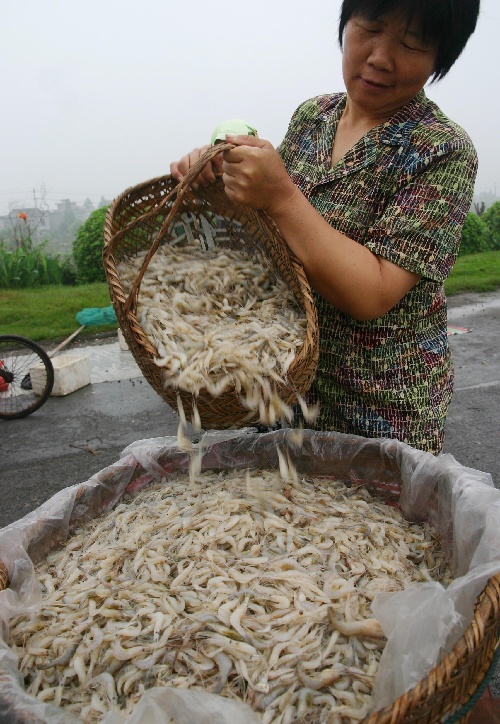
left=218, top=135, right=418, bottom=318
left=268, top=185, right=420, bottom=321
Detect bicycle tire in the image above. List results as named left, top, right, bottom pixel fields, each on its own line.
left=0, top=335, right=55, bottom=419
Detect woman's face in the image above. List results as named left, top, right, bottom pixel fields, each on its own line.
left=342, top=12, right=438, bottom=121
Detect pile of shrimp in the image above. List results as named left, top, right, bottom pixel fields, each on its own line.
left=116, top=239, right=313, bottom=427
left=9, top=467, right=451, bottom=723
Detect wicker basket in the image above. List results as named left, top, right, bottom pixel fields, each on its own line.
left=103, top=143, right=319, bottom=430
left=365, top=574, right=500, bottom=723
left=0, top=563, right=499, bottom=723
left=1, top=430, right=499, bottom=722
left=0, top=560, right=7, bottom=592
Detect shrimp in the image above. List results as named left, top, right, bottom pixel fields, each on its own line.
left=11, top=468, right=450, bottom=723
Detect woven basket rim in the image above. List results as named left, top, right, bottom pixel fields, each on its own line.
left=0, top=559, right=8, bottom=592
left=365, top=572, right=500, bottom=723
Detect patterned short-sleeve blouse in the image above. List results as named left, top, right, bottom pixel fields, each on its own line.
left=278, top=90, right=478, bottom=454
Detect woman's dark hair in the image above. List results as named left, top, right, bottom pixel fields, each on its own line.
left=338, top=0, right=480, bottom=81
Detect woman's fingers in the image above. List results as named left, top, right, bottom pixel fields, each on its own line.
left=170, top=135, right=282, bottom=199
left=169, top=147, right=204, bottom=180
left=197, top=151, right=223, bottom=185
left=169, top=144, right=222, bottom=185
left=211, top=153, right=224, bottom=177
left=225, top=134, right=270, bottom=149
left=220, top=139, right=296, bottom=213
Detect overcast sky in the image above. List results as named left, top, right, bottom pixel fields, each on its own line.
left=1, top=0, right=499, bottom=217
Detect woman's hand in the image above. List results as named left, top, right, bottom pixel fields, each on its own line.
left=169, top=136, right=297, bottom=213
left=221, top=135, right=298, bottom=214
left=169, top=144, right=224, bottom=186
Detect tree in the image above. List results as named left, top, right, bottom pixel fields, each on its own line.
left=58, top=199, right=79, bottom=240
left=72, top=206, right=109, bottom=283
left=481, top=201, right=500, bottom=250
left=459, top=212, right=491, bottom=256
left=473, top=201, right=485, bottom=217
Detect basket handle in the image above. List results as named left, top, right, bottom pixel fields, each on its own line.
left=124, top=142, right=233, bottom=315
left=176, top=142, right=233, bottom=196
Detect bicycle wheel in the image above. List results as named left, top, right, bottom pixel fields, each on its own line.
left=0, top=335, right=54, bottom=419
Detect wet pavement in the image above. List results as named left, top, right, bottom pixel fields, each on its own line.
left=1, top=289, right=498, bottom=525
left=443, top=290, right=500, bottom=486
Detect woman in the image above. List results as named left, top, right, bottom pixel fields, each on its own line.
left=170, top=0, right=480, bottom=454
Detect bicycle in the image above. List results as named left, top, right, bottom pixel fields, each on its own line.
left=0, top=335, right=54, bottom=419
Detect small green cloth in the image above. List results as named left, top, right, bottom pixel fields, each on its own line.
left=211, top=119, right=258, bottom=144
left=75, top=306, right=117, bottom=326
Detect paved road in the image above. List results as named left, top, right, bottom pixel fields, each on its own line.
left=1, top=289, right=498, bottom=529
left=442, top=291, right=499, bottom=484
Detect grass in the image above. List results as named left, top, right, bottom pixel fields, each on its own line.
left=0, top=283, right=117, bottom=342
left=444, top=250, right=500, bottom=296
left=0, top=250, right=499, bottom=343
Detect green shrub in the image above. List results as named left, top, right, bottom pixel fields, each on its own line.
left=0, top=239, right=63, bottom=288
left=59, top=256, right=78, bottom=286
left=459, top=212, right=491, bottom=256
left=481, top=201, right=500, bottom=250
left=72, top=206, right=108, bottom=283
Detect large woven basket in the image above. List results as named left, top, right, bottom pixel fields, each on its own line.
left=103, top=144, right=319, bottom=430
left=366, top=573, right=500, bottom=723
left=0, top=553, right=499, bottom=722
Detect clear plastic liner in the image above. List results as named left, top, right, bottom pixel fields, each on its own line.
left=0, top=429, right=499, bottom=722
